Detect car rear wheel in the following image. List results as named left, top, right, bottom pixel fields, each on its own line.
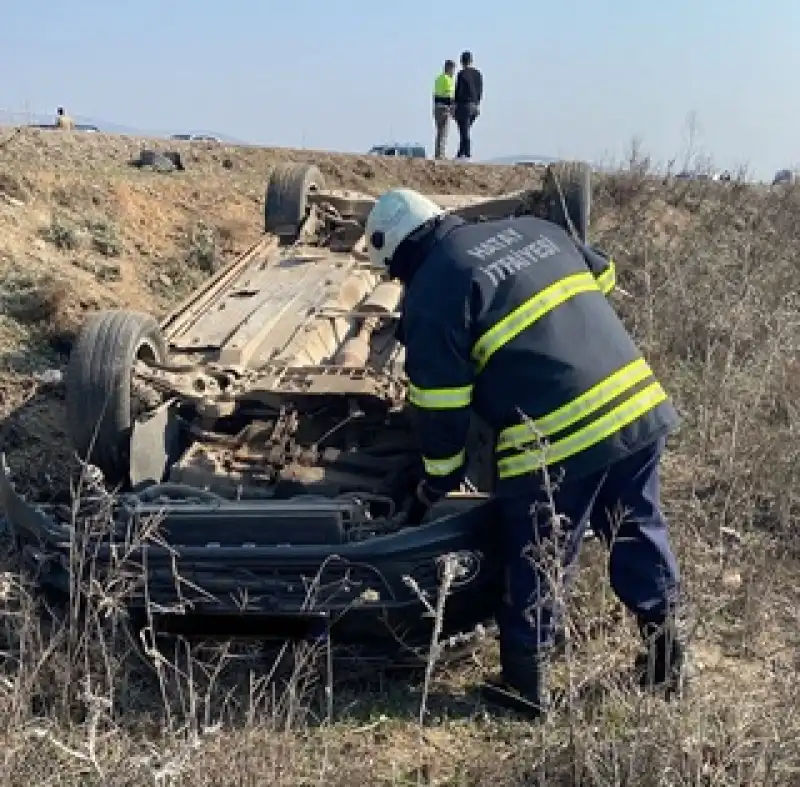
left=542, top=161, right=592, bottom=244
left=264, top=163, right=325, bottom=244
left=65, top=309, right=167, bottom=487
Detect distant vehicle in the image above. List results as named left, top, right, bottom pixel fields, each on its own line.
left=27, top=123, right=99, bottom=133
left=675, top=170, right=714, bottom=181
left=772, top=168, right=795, bottom=186
left=508, top=156, right=559, bottom=166
left=368, top=142, right=426, bottom=158
left=485, top=155, right=561, bottom=167
left=676, top=169, right=743, bottom=183
left=170, top=133, right=222, bottom=143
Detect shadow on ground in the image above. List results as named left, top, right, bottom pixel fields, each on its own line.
left=0, top=379, right=78, bottom=501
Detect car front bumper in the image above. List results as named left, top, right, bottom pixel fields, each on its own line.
left=0, top=455, right=503, bottom=650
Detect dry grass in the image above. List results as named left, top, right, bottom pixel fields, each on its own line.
left=0, top=129, right=799, bottom=785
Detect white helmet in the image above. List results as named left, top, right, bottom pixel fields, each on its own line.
left=365, top=188, right=445, bottom=269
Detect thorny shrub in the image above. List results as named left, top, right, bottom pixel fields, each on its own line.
left=39, top=212, right=80, bottom=251
left=0, top=167, right=799, bottom=785
left=186, top=222, right=219, bottom=274
left=86, top=217, right=122, bottom=258
left=0, top=170, right=30, bottom=203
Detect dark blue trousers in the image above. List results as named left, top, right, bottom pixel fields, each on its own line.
left=496, top=437, right=681, bottom=652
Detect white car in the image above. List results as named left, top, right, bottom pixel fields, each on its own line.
left=170, top=133, right=221, bottom=143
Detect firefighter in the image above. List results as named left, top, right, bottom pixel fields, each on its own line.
left=364, top=187, right=686, bottom=719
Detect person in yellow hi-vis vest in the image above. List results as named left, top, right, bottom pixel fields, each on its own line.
left=432, top=60, right=455, bottom=159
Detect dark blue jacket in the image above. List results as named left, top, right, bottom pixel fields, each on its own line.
left=392, top=214, right=679, bottom=497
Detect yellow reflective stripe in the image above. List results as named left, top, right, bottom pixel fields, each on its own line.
left=497, top=358, right=653, bottom=451
left=596, top=260, right=615, bottom=294
left=471, top=272, right=599, bottom=372
left=497, top=382, right=668, bottom=479
left=408, top=383, right=472, bottom=410
left=423, top=449, right=466, bottom=477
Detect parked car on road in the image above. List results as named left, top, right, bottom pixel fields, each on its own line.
left=28, top=123, right=99, bottom=133
left=170, top=133, right=222, bottom=143
left=368, top=142, right=426, bottom=158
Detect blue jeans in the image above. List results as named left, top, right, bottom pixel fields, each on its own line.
left=497, top=437, right=681, bottom=652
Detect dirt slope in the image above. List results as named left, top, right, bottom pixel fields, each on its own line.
left=0, top=128, right=539, bottom=350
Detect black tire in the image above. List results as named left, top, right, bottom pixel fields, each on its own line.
left=136, top=149, right=177, bottom=172
left=542, top=161, right=592, bottom=244
left=163, top=151, right=185, bottom=171
left=264, top=163, right=325, bottom=243
left=65, top=310, right=167, bottom=487
left=137, top=149, right=158, bottom=167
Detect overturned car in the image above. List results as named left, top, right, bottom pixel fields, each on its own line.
left=0, top=161, right=594, bottom=662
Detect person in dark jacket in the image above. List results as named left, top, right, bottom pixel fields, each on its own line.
left=364, top=187, right=686, bottom=719
left=454, top=51, right=483, bottom=159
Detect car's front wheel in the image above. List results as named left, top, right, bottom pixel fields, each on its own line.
left=65, top=309, right=167, bottom=487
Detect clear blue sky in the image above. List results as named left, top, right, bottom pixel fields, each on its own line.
left=3, top=0, right=798, bottom=179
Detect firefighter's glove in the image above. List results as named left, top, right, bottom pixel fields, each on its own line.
left=406, top=479, right=445, bottom=526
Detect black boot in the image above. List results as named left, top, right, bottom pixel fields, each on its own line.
left=634, top=616, right=687, bottom=699
left=481, top=645, right=551, bottom=720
